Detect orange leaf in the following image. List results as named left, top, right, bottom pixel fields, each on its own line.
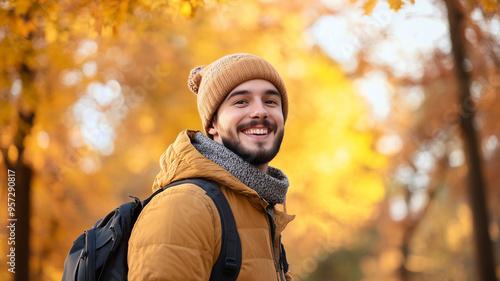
left=362, top=0, right=378, bottom=15
left=480, top=0, right=499, bottom=12
left=179, top=1, right=194, bottom=17
left=388, top=0, right=404, bottom=11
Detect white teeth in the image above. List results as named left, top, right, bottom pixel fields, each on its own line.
left=244, top=128, right=268, bottom=135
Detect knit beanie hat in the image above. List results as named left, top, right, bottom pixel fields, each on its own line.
left=187, top=53, right=288, bottom=136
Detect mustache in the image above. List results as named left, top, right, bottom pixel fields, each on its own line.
left=236, top=120, right=277, bottom=132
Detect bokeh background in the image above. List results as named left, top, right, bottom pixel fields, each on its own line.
left=0, top=0, right=499, bottom=280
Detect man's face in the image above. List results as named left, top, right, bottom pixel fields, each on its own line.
left=208, top=79, right=285, bottom=170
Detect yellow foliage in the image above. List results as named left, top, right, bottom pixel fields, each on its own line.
left=363, top=0, right=379, bottom=15
left=387, top=0, right=405, bottom=11
left=271, top=52, right=387, bottom=263
left=0, top=0, right=398, bottom=279
left=12, top=0, right=32, bottom=15
left=44, top=21, right=58, bottom=43
left=480, top=0, right=499, bottom=12
left=139, top=114, right=156, bottom=133
left=179, top=1, right=194, bottom=17
left=356, top=0, right=411, bottom=14
left=351, top=174, right=386, bottom=204
left=125, top=146, right=151, bottom=174
left=233, top=1, right=259, bottom=29
left=8, top=144, right=19, bottom=163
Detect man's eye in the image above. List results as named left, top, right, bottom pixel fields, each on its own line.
left=234, top=100, right=246, bottom=105
left=266, top=100, right=278, bottom=105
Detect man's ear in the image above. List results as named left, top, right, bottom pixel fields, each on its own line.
left=208, top=126, right=218, bottom=138
left=208, top=118, right=219, bottom=139
left=208, top=111, right=221, bottom=137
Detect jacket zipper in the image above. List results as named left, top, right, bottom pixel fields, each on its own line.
left=265, top=206, right=285, bottom=281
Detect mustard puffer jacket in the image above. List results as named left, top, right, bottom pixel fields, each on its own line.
left=128, top=130, right=295, bottom=281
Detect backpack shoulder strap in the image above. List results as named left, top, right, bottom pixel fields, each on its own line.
left=163, top=178, right=242, bottom=281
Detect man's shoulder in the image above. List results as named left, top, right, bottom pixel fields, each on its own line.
left=144, top=180, right=221, bottom=220
left=152, top=181, right=216, bottom=205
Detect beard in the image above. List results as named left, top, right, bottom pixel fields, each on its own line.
left=220, top=120, right=284, bottom=166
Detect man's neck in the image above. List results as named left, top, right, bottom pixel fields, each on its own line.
left=255, top=163, right=269, bottom=173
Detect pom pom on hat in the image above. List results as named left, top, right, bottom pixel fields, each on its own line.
left=187, top=53, right=288, bottom=137
left=188, top=66, right=205, bottom=94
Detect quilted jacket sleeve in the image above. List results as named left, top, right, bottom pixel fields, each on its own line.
left=128, top=184, right=222, bottom=281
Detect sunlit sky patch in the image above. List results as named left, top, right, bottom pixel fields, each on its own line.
left=72, top=80, right=127, bottom=156
left=308, top=0, right=451, bottom=121
left=310, top=0, right=450, bottom=71
left=389, top=194, right=408, bottom=221
left=353, top=71, right=392, bottom=119
left=10, top=78, right=21, bottom=97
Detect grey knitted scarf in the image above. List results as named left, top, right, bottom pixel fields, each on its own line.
left=192, top=132, right=289, bottom=204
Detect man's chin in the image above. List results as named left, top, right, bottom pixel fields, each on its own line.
left=221, top=128, right=284, bottom=167
left=245, top=152, right=277, bottom=166
left=222, top=140, right=275, bottom=165
left=239, top=144, right=282, bottom=166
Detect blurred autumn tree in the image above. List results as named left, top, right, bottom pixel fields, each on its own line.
left=0, top=0, right=222, bottom=280
left=0, top=0, right=388, bottom=280
left=303, top=0, right=499, bottom=280
left=1, top=0, right=497, bottom=281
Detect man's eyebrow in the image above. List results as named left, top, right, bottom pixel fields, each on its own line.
left=226, top=90, right=250, bottom=101
left=264, top=89, right=281, bottom=98
left=225, top=89, right=281, bottom=101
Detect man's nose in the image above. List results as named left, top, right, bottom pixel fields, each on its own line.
left=250, top=101, right=268, bottom=119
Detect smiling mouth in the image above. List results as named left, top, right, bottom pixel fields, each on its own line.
left=238, top=120, right=277, bottom=137
left=243, top=128, right=269, bottom=135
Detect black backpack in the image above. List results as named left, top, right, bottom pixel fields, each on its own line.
left=62, top=178, right=242, bottom=281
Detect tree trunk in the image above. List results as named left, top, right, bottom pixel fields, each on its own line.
left=11, top=157, right=32, bottom=281
left=2, top=109, right=33, bottom=281
left=443, top=0, right=498, bottom=280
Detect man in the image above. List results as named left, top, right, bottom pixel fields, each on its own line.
left=128, top=53, right=295, bottom=281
